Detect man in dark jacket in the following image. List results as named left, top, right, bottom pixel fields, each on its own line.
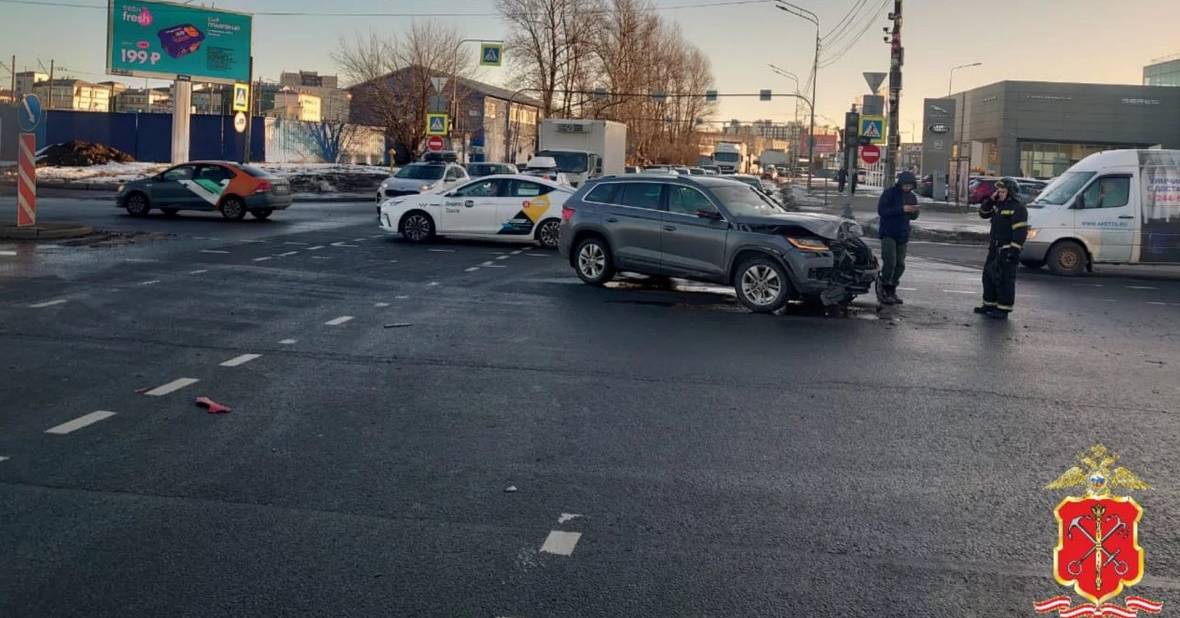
left=837, top=167, right=848, bottom=193
left=875, top=171, right=920, bottom=304
left=974, top=177, right=1029, bottom=319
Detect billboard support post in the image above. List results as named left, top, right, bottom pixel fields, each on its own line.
left=171, top=79, right=190, bottom=164
left=242, top=56, right=253, bottom=164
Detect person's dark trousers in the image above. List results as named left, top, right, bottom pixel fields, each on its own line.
left=981, top=242, right=1018, bottom=311
left=838, top=178, right=846, bottom=193
left=879, top=237, right=908, bottom=289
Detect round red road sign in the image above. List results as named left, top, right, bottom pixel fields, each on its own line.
left=860, top=144, right=881, bottom=165
left=427, top=135, right=445, bottom=151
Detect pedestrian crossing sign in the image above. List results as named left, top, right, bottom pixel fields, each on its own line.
left=232, top=83, right=250, bottom=113
left=480, top=43, right=503, bottom=67
left=426, top=113, right=449, bottom=136
left=859, top=115, right=886, bottom=145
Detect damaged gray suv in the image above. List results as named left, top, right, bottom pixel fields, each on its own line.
left=557, top=175, right=877, bottom=312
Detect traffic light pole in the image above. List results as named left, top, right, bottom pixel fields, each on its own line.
left=883, top=0, right=903, bottom=183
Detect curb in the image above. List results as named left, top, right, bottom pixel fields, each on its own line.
left=0, top=223, right=95, bottom=240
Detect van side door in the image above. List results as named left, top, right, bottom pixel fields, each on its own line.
left=1073, top=173, right=1134, bottom=263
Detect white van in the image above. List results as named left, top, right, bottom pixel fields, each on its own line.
left=1020, top=149, right=1180, bottom=275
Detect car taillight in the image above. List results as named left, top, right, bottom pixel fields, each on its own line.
left=561, top=205, right=575, bottom=221
left=256, top=180, right=273, bottom=192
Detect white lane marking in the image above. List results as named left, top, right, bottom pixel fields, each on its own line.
left=330, top=241, right=359, bottom=248
left=1147, top=301, right=1168, bottom=306
left=897, top=287, right=917, bottom=291
left=239, top=239, right=266, bottom=244
left=307, top=245, right=325, bottom=250
left=188, top=269, right=209, bottom=275
left=122, top=258, right=159, bottom=263
left=29, top=299, right=67, bottom=308
left=276, top=251, right=298, bottom=257
left=46, top=410, right=116, bottom=435
left=496, top=255, right=510, bottom=260
left=370, top=235, right=384, bottom=239
left=144, top=377, right=199, bottom=396
left=201, top=249, right=230, bottom=254
left=524, top=253, right=547, bottom=257
left=374, top=302, right=390, bottom=307
left=558, top=513, right=582, bottom=524
left=429, top=248, right=456, bottom=253
left=465, top=267, right=480, bottom=272
left=489, top=251, right=506, bottom=255
left=325, top=315, right=354, bottom=326
left=942, top=289, right=974, bottom=294
left=1, top=250, right=19, bottom=256
left=312, top=256, right=332, bottom=260
left=279, top=339, right=297, bottom=345
left=540, top=531, right=582, bottom=556
left=1126, top=285, right=1158, bottom=290
left=427, top=281, right=439, bottom=287
left=220, top=353, right=261, bottom=367
left=511, top=250, right=524, bottom=255
left=0, top=456, right=8, bottom=463
left=138, top=279, right=161, bottom=286
left=395, top=295, right=410, bottom=300
left=481, top=260, right=496, bottom=266
left=484, top=264, right=506, bottom=268
left=253, top=256, right=273, bottom=262
left=1073, top=283, right=1103, bottom=287
left=284, top=241, right=309, bottom=246
left=389, top=259, right=398, bottom=263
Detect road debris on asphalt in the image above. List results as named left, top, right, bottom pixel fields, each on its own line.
left=195, top=396, right=232, bottom=414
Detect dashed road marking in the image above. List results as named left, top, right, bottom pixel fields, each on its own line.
left=46, top=410, right=116, bottom=435
left=1, top=250, right=18, bottom=256
left=122, top=258, right=159, bottom=263
left=0, top=456, right=9, bottom=463
left=201, top=249, right=230, bottom=254
left=427, top=281, right=439, bottom=287
left=284, top=241, right=309, bottom=246
left=220, top=353, right=262, bottom=367
left=312, top=256, right=332, bottom=260
left=239, top=239, right=266, bottom=244
left=897, top=287, right=917, bottom=291
left=353, top=237, right=367, bottom=242
left=276, top=251, right=299, bottom=257
left=540, top=531, right=582, bottom=556
left=1073, top=283, right=1103, bottom=287
left=496, top=255, right=510, bottom=261
left=374, top=302, right=390, bottom=307
left=395, top=295, right=410, bottom=300
left=511, top=250, right=524, bottom=255
left=1147, top=301, right=1168, bottom=306
left=29, top=299, right=67, bottom=308
left=524, top=253, right=547, bottom=257
left=942, top=289, right=974, bottom=294
left=558, top=513, right=582, bottom=524
left=489, top=251, right=506, bottom=255
left=370, top=235, right=385, bottom=239
left=144, top=378, right=199, bottom=396
left=138, top=279, right=161, bottom=286
left=330, top=241, right=359, bottom=248
left=1126, top=285, right=1158, bottom=290
left=465, top=267, right=480, bottom=272
left=188, top=269, right=209, bottom=275
left=389, top=259, right=398, bottom=263
left=429, top=248, right=456, bottom=253
left=253, top=256, right=273, bottom=262
left=325, top=315, right=354, bottom=326
left=307, top=245, right=326, bottom=250
left=481, top=261, right=496, bottom=266
left=279, top=339, right=297, bottom=345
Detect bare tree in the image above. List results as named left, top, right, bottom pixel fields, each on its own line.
left=497, top=0, right=603, bottom=117
left=300, top=119, right=360, bottom=164
left=334, top=22, right=468, bottom=162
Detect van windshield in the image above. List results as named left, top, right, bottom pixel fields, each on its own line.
left=1032, top=171, right=1095, bottom=207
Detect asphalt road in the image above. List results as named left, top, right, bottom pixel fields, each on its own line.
left=2, top=198, right=1179, bottom=617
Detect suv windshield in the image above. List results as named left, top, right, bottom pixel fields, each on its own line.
left=536, top=150, right=589, bottom=173
left=708, top=184, right=787, bottom=216
left=1033, top=171, right=1096, bottom=206
left=395, top=165, right=446, bottom=180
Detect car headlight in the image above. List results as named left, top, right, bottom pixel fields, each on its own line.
left=420, top=183, right=435, bottom=192
left=1026, top=228, right=1039, bottom=241
left=786, top=237, right=829, bottom=252
left=116, top=184, right=125, bottom=193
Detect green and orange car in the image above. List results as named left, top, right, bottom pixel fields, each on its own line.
left=116, top=161, right=293, bottom=220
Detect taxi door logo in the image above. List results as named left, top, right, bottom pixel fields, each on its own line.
left=1035, top=445, right=1164, bottom=617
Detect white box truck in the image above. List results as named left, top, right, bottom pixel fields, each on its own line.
left=1021, top=149, right=1180, bottom=275
left=713, top=141, right=746, bottom=174
left=537, top=119, right=627, bottom=187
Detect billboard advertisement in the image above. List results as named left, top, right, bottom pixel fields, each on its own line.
left=810, top=133, right=839, bottom=155
left=107, top=0, right=252, bottom=84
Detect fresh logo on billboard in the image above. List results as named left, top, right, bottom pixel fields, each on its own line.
left=121, top=5, right=153, bottom=26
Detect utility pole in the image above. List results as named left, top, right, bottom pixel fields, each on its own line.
left=883, top=0, right=903, bottom=183
left=9, top=55, right=15, bottom=101
left=47, top=59, right=54, bottom=109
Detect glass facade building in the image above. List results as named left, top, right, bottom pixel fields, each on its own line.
left=1143, top=58, right=1180, bottom=87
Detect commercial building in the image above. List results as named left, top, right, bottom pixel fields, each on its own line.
left=32, top=79, right=112, bottom=112
left=14, top=71, right=47, bottom=99
left=278, top=71, right=350, bottom=122
left=268, top=90, right=322, bottom=122
left=113, top=87, right=171, bottom=113
left=1143, top=57, right=1180, bottom=87
left=947, top=80, right=1180, bottom=179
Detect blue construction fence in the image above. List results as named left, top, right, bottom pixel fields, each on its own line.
left=1, top=108, right=264, bottom=162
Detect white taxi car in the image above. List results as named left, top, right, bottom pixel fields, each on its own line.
left=378, top=174, right=574, bottom=249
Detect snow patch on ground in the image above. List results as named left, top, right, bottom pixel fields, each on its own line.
left=5, top=161, right=392, bottom=189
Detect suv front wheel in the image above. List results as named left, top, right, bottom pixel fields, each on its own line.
left=574, top=237, right=616, bottom=285
left=734, top=257, right=791, bottom=313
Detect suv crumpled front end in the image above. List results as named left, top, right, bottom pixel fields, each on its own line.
left=742, top=216, right=878, bottom=305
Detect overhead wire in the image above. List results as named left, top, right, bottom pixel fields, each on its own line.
left=821, top=0, right=869, bottom=43
left=817, top=0, right=889, bottom=68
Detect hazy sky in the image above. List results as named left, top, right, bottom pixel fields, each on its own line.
left=3, top=0, right=1177, bottom=141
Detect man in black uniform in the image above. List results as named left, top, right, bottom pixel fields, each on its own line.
left=974, top=177, right=1029, bottom=319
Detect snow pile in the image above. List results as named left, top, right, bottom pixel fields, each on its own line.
left=6, top=161, right=163, bottom=185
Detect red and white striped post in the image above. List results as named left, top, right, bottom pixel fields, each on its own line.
left=17, top=132, right=36, bottom=227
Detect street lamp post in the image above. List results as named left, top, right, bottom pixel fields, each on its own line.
left=767, top=64, right=802, bottom=162
left=775, top=2, right=820, bottom=191
left=947, top=62, right=981, bottom=204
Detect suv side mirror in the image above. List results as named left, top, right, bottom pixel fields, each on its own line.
left=696, top=208, right=723, bottom=221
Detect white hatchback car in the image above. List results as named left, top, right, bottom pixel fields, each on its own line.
left=378, top=174, right=574, bottom=249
